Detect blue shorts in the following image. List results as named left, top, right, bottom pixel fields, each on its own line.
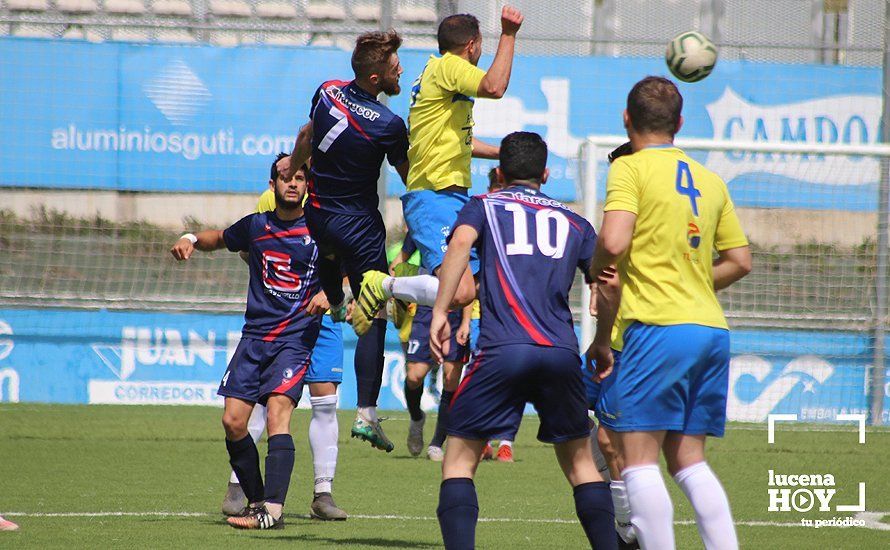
left=406, top=306, right=469, bottom=364
left=305, top=205, right=388, bottom=298
left=596, top=323, right=730, bottom=437
left=469, top=318, right=480, bottom=351
left=448, top=344, right=590, bottom=443
left=401, top=189, right=479, bottom=274
left=307, top=315, right=344, bottom=383
left=583, top=350, right=621, bottom=411
left=218, top=337, right=312, bottom=406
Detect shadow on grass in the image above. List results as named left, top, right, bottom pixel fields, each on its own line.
left=248, top=533, right=439, bottom=548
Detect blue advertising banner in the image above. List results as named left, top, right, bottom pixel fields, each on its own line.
left=0, top=308, right=886, bottom=424
left=0, top=37, right=881, bottom=208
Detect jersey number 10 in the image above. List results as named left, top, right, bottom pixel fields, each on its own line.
left=503, top=203, right=569, bottom=259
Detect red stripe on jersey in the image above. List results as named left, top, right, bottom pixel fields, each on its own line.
left=253, top=227, right=310, bottom=242
left=495, top=260, right=553, bottom=346
left=263, top=318, right=292, bottom=342
left=272, top=356, right=310, bottom=394
left=450, top=351, right=483, bottom=409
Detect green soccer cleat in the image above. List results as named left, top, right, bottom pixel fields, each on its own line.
left=351, top=270, right=389, bottom=336
left=350, top=413, right=395, bottom=452
left=391, top=263, right=419, bottom=330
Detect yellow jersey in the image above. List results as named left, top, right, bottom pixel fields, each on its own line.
left=604, top=146, right=748, bottom=343
left=256, top=189, right=276, bottom=213
left=407, top=53, right=486, bottom=191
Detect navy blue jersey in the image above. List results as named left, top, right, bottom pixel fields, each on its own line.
left=307, top=80, right=409, bottom=215
left=223, top=211, right=322, bottom=344
left=452, top=186, right=597, bottom=352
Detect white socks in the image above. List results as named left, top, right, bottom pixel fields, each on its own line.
left=310, top=395, right=339, bottom=495
left=673, top=462, right=738, bottom=550
left=383, top=274, right=439, bottom=306
left=610, top=480, right=636, bottom=544
left=357, top=405, right=378, bottom=423
left=499, top=440, right=512, bottom=448
left=622, top=464, right=675, bottom=549
left=230, top=404, right=267, bottom=484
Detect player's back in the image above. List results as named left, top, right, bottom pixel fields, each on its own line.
left=308, top=80, right=407, bottom=214
left=605, top=146, right=748, bottom=333
left=456, top=185, right=596, bottom=352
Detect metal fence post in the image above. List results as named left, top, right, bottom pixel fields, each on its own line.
left=870, top=4, right=890, bottom=426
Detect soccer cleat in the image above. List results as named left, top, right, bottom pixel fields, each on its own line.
left=226, top=504, right=284, bottom=530
left=496, top=444, right=514, bottom=463
left=427, top=445, right=444, bottom=462
left=0, top=516, right=19, bottom=531
left=350, top=413, right=395, bottom=452
left=310, top=492, right=348, bottom=521
left=221, top=481, right=247, bottom=516
left=351, top=270, right=388, bottom=336
left=617, top=530, right=641, bottom=550
left=391, top=263, right=419, bottom=329
left=407, top=412, right=426, bottom=457
left=481, top=442, right=494, bottom=460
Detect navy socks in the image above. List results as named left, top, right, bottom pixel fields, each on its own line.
left=437, top=478, right=478, bottom=549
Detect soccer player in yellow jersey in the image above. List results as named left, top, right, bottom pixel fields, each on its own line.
left=590, top=76, right=752, bottom=550
left=354, top=7, right=524, bottom=327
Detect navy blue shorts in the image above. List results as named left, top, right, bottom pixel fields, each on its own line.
left=596, top=323, right=730, bottom=436
left=406, top=305, right=469, bottom=364
left=218, top=337, right=311, bottom=406
left=448, top=344, right=590, bottom=443
left=305, top=206, right=388, bottom=298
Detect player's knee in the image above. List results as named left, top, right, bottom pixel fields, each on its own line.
left=222, top=411, right=249, bottom=439
left=442, top=362, right=462, bottom=390
left=405, top=363, right=427, bottom=388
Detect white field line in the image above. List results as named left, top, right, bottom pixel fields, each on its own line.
left=1, top=511, right=884, bottom=530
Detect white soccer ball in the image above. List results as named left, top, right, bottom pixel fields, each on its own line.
left=665, top=31, right=718, bottom=83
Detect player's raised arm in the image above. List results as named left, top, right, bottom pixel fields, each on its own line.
left=476, top=5, right=523, bottom=99
left=471, top=137, right=499, bottom=159
left=170, top=230, right=226, bottom=261
left=278, top=122, right=314, bottom=181
left=587, top=267, right=621, bottom=381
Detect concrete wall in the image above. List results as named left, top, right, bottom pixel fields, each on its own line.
left=3, top=188, right=874, bottom=248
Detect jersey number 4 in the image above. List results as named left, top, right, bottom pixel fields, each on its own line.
left=503, top=203, right=569, bottom=259
left=675, top=160, right=701, bottom=216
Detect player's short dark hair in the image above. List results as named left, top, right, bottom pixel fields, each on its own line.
left=499, top=132, right=547, bottom=183
left=626, top=76, right=683, bottom=136
left=487, top=167, right=498, bottom=186
left=270, top=152, right=306, bottom=181
left=352, top=30, right=402, bottom=79
left=437, top=14, right=480, bottom=53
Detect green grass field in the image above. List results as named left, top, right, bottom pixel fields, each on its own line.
left=1, top=404, right=888, bottom=549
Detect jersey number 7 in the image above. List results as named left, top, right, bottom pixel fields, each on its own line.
left=318, top=105, right=348, bottom=153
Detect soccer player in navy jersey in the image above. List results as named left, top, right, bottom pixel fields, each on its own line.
left=429, top=132, right=618, bottom=549
left=276, top=30, right=409, bottom=452
left=170, top=163, right=331, bottom=530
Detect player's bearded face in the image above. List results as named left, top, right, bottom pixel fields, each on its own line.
left=274, top=170, right=307, bottom=208
left=378, top=53, right=403, bottom=96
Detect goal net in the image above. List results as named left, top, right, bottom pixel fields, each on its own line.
left=578, top=135, right=890, bottom=425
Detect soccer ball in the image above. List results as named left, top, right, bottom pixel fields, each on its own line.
left=665, top=31, right=718, bottom=83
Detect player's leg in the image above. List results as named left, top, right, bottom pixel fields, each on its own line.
left=438, top=435, right=486, bottom=550
left=404, top=360, right=431, bottom=457
left=531, top=345, right=616, bottom=550
left=428, top=358, right=462, bottom=459
left=596, top=425, right=638, bottom=548
left=664, top=327, right=736, bottom=550
left=218, top=339, right=265, bottom=513
left=259, top=393, right=297, bottom=524
left=305, top=315, right=348, bottom=520
left=223, top=403, right=267, bottom=515
left=304, top=206, right=350, bottom=320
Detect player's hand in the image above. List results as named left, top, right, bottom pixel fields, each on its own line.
left=586, top=341, right=614, bottom=382
left=388, top=256, right=403, bottom=276
left=170, top=238, right=195, bottom=261
left=500, top=5, right=523, bottom=36
left=306, top=291, right=330, bottom=316
left=429, top=309, right=452, bottom=364
left=456, top=322, right=471, bottom=346
left=345, top=300, right=355, bottom=323
left=276, top=155, right=294, bottom=181
left=588, top=282, right=598, bottom=316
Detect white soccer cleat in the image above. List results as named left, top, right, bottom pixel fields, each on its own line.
left=427, top=445, right=444, bottom=462
left=407, top=412, right=426, bottom=457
